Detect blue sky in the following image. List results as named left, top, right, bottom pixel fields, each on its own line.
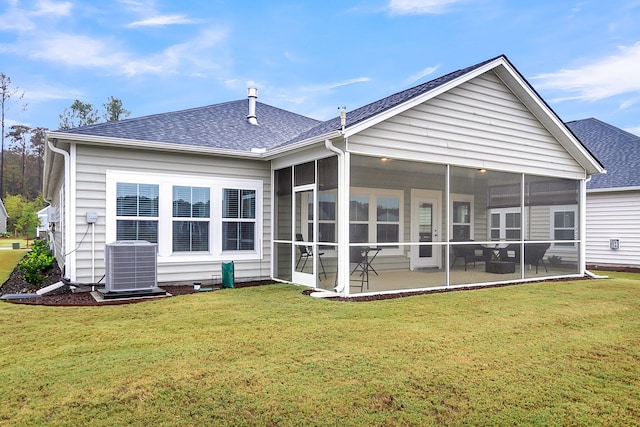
left=1, top=0, right=640, bottom=135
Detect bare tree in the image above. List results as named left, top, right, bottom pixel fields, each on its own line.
left=0, top=72, right=26, bottom=198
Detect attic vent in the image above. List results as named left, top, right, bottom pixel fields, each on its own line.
left=247, top=87, right=258, bottom=125
left=105, top=241, right=157, bottom=292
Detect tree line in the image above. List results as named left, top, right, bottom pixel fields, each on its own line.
left=1, top=72, right=130, bottom=236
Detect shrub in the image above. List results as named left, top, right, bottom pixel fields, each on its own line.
left=19, top=239, right=54, bottom=286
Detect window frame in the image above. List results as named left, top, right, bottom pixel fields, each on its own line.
left=349, top=187, right=404, bottom=255
left=488, top=207, right=521, bottom=241
left=449, top=194, right=474, bottom=241
left=106, top=170, right=263, bottom=263
left=115, top=182, right=160, bottom=244
left=550, top=205, right=578, bottom=250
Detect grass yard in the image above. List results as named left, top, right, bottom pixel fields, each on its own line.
left=0, top=249, right=26, bottom=284
left=0, top=238, right=30, bottom=250
left=0, top=266, right=639, bottom=426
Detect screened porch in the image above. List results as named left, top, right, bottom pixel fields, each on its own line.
left=273, top=154, right=582, bottom=296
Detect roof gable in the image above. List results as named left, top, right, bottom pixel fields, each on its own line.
left=566, top=118, right=640, bottom=189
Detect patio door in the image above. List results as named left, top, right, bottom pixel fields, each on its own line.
left=410, top=190, right=441, bottom=270
left=292, top=185, right=317, bottom=287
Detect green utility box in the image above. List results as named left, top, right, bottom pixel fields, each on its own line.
left=12, top=242, right=19, bottom=250
left=222, top=261, right=235, bottom=288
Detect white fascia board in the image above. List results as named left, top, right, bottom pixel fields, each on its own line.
left=492, top=63, right=604, bottom=177
left=46, top=131, right=263, bottom=159
left=263, top=130, right=342, bottom=160
left=587, top=186, right=640, bottom=193
left=342, top=57, right=509, bottom=138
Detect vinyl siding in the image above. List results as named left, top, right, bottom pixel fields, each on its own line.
left=348, top=71, right=585, bottom=179
left=73, top=144, right=271, bottom=284
left=586, top=191, right=640, bottom=267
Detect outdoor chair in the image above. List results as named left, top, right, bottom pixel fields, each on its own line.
left=500, top=242, right=550, bottom=274
left=350, top=246, right=368, bottom=291
left=450, top=241, right=491, bottom=271
left=524, top=242, right=550, bottom=274
left=295, top=234, right=327, bottom=279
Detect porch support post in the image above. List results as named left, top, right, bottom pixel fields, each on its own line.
left=579, top=178, right=587, bottom=275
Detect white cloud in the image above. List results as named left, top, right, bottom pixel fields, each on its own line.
left=533, top=42, right=640, bottom=102
left=406, top=65, right=440, bottom=84
left=32, top=0, right=73, bottom=16
left=0, top=0, right=72, bottom=32
left=127, top=14, right=196, bottom=28
left=388, top=0, right=465, bottom=15
left=23, top=33, right=128, bottom=68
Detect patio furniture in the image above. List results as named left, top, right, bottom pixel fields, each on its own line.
left=485, top=260, right=516, bottom=274
left=499, top=242, right=550, bottom=274
left=350, top=246, right=369, bottom=291
left=349, top=247, right=382, bottom=291
left=450, top=241, right=491, bottom=271
left=295, top=234, right=327, bottom=279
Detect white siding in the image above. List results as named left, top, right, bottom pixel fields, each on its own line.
left=348, top=71, right=585, bottom=179
left=74, top=145, right=271, bottom=284
left=586, top=191, right=640, bottom=267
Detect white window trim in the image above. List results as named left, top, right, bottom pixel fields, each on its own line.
left=449, top=193, right=474, bottom=241
left=489, top=207, right=521, bottom=241
left=550, top=205, right=578, bottom=250
left=106, top=170, right=263, bottom=264
left=350, top=187, right=404, bottom=255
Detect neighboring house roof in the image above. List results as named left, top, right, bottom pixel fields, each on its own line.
left=0, top=199, right=7, bottom=218
left=566, top=118, right=640, bottom=190
left=60, top=101, right=322, bottom=151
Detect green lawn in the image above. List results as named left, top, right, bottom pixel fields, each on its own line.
left=0, top=238, right=30, bottom=249
left=0, top=249, right=26, bottom=284
left=0, top=265, right=639, bottom=426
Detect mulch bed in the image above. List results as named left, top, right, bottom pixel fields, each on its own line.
left=0, top=260, right=274, bottom=306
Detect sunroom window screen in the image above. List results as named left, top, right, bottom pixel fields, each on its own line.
left=223, top=189, right=256, bottom=250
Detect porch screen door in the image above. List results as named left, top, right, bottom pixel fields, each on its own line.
left=292, top=186, right=316, bottom=287
left=411, top=191, right=441, bottom=269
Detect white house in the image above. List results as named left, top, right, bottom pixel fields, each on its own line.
left=566, top=118, right=640, bottom=269
left=42, top=55, right=603, bottom=296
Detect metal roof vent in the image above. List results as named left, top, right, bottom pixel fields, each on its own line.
left=247, top=87, right=258, bottom=125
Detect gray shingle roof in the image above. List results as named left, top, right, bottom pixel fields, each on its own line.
left=62, top=100, right=321, bottom=151
left=279, top=55, right=503, bottom=147
left=566, top=118, right=640, bottom=189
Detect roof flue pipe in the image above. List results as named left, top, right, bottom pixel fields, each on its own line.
left=247, top=87, right=258, bottom=125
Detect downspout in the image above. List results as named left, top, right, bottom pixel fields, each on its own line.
left=324, top=138, right=348, bottom=296
left=47, top=139, right=72, bottom=280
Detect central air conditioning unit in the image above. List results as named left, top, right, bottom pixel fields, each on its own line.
left=103, top=241, right=164, bottom=298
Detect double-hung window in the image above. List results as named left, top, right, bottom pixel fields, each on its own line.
left=551, top=206, right=577, bottom=248
left=349, top=188, right=403, bottom=253
left=222, top=189, right=256, bottom=251
left=116, top=183, right=159, bottom=243
left=172, top=186, right=210, bottom=252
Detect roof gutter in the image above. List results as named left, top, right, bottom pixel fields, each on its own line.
left=46, top=130, right=342, bottom=161
left=263, top=130, right=342, bottom=159
left=324, top=138, right=348, bottom=296
left=46, top=131, right=265, bottom=159
left=46, top=138, right=72, bottom=278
